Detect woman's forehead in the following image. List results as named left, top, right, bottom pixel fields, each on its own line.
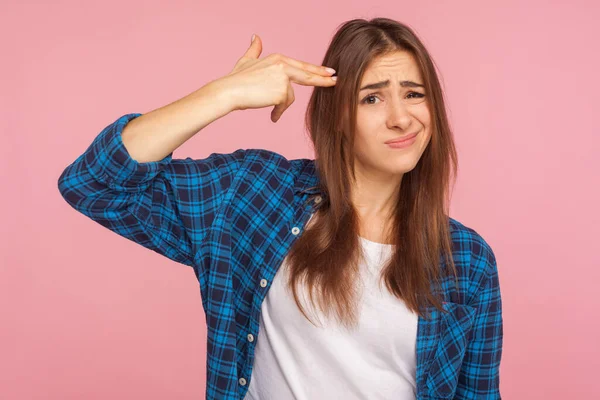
left=361, top=53, right=422, bottom=83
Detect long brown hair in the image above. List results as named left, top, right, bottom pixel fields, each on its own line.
left=285, top=17, right=459, bottom=329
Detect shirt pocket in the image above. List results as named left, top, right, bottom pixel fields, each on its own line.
left=426, top=301, right=477, bottom=398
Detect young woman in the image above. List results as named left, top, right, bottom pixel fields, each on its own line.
left=58, top=17, right=503, bottom=400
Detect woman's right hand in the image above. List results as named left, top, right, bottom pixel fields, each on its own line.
left=217, top=34, right=337, bottom=123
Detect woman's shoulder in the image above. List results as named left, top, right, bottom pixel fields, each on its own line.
left=237, top=149, right=317, bottom=187
left=238, top=148, right=313, bottom=170
left=447, top=217, right=499, bottom=289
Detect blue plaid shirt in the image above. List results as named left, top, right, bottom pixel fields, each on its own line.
left=58, top=113, right=503, bottom=399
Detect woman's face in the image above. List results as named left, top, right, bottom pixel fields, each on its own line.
left=352, top=51, right=432, bottom=178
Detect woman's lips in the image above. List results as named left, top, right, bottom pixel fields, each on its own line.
left=385, top=132, right=418, bottom=149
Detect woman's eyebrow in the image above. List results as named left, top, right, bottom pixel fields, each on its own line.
left=359, top=80, right=424, bottom=91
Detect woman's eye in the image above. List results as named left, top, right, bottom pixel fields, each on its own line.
left=361, top=94, right=380, bottom=104
left=407, top=92, right=425, bottom=99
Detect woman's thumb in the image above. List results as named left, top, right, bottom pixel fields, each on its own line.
left=243, top=33, right=262, bottom=59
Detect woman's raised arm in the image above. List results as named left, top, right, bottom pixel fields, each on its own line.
left=57, top=34, right=336, bottom=269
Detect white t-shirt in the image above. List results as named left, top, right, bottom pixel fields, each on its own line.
left=244, top=224, right=418, bottom=399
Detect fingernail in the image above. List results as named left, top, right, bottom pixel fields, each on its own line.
left=251, top=34, right=256, bottom=43
left=325, top=67, right=336, bottom=74
left=331, top=76, right=337, bottom=81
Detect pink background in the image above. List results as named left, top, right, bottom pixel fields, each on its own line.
left=3, top=0, right=599, bottom=398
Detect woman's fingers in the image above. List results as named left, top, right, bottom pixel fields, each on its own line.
left=270, top=59, right=336, bottom=122
left=282, top=62, right=337, bottom=87
left=271, top=82, right=295, bottom=123
left=272, top=53, right=335, bottom=77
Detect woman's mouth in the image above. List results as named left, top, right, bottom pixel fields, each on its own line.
left=385, top=132, right=418, bottom=149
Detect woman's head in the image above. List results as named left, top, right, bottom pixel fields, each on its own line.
left=287, top=18, right=458, bottom=328
left=305, top=18, right=453, bottom=202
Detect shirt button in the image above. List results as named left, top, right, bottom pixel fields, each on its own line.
left=239, top=377, right=247, bottom=386
left=260, top=279, right=268, bottom=287
left=314, top=195, right=322, bottom=204
left=291, top=226, right=300, bottom=235
left=247, top=333, right=254, bottom=342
